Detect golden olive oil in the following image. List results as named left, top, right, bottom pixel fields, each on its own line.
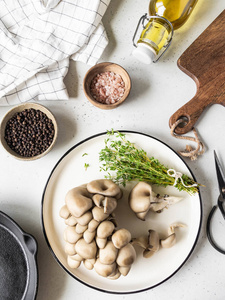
left=133, top=0, right=198, bottom=63
left=149, top=0, right=198, bottom=30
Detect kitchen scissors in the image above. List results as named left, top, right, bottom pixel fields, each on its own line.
left=206, top=151, right=225, bottom=254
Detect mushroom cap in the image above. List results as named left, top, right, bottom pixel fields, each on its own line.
left=92, top=206, right=109, bottom=222
left=65, top=215, right=77, bottom=226
left=88, top=219, right=99, bottom=232
left=118, top=265, right=131, bottom=276
left=99, top=241, right=118, bottom=265
left=64, top=242, right=76, bottom=256
left=116, top=243, right=136, bottom=267
left=102, top=197, right=118, bottom=214
left=65, top=185, right=93, bottom=218
left=97, top=220, right=115, bottom=239
left=108, top=269, right=121, bottom=280
left=75, top=238, right=97, bottom=259
left=64, top=226, right=82, bottom=244
left=69, top=253, right=83, bottom=261
left=84, top=258, right=96, bottom=270
left=96, top=237, right=107, bottom=249
left=75, top=223, right=88, bottom=234
left=112, top=228, right=132, bottom=249
left=67, top=256, right=81, bottom=269
left=161, top=223, right=186, bottom=248
left=59, top=205, right=71, bottom=219
left=129, top=182, right=152, bottom=214
left=92, top=194, right=105, bottom=207
left=143, top=249, right=155, bottom=258
left=136, top=211, right=149, bottom=221
left=75, top=211, right=93, bottom=226
left=87, top=179, right=121, bottom=197
left=94, top=258, right=116, bottom=277
left=92, top=195, right=118, bottom=214
left=83, top=229, right=96, bottom=244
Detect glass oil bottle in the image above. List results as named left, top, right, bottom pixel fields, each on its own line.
left=132, top=0, right=198, bottom=64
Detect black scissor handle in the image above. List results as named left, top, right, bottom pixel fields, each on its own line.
left=206, top=205, right=225, bottom=255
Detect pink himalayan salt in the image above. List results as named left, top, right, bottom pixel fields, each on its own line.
left=90, top=71, right=125, bottom=104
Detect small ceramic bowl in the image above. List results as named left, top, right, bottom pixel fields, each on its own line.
left=83, top=62, right=131, bottom=109
left=0, top=103, right=58, bottom=161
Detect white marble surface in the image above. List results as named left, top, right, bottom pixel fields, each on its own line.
left=0, top=0, right=225, bottom=299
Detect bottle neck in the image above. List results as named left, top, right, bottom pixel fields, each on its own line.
left=133, top=14, right=174, bottom=63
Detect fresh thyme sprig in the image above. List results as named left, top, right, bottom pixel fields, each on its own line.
left=99, top=130, right=200, bottom=195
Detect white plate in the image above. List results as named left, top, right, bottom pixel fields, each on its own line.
left=42, top=131, right=202, bottom=294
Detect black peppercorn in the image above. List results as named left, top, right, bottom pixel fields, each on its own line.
left=4, top=108, right=55, bottom=157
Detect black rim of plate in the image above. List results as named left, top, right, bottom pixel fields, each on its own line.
left=41, top=130, right=202, bottom=294
left=0, top=211, right=38, bottom=300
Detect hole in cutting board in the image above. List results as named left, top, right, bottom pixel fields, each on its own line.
left=177, top=116, right=189, bottom=128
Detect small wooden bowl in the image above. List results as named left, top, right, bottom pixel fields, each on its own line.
left=0, top=103, right=58, bottom=161
left=83, top=62, right=131, bottom=109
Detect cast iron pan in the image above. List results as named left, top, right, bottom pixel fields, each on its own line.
left=0, top=211, right=38, bottom=300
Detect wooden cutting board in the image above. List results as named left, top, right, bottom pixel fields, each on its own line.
left=169, top=9, right=225, bottom=134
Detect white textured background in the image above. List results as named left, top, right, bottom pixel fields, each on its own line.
left=0, top=0, right=225, bottom=299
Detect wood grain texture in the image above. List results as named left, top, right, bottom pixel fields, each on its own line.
left=169, top=9, right=225, bottom=134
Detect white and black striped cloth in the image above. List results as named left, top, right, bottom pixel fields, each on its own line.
left=0, top=0, right=110, bottom=105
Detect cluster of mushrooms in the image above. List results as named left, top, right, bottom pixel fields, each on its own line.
left=60, top=179, right=186, bottom=280
left=128, top=182, right=185, bottom=257
left=132, top=223, right=186, bottom=258
left=60, top=179, right=136, bottom=280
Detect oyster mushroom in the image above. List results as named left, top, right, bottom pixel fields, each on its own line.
left=75, top=223, right=88, bottom=234
left=92, top=206, right=109, bottom=222
left=116, top=243, right=136, bottom=267
left=92, top=194, right=118, bottom=214
left=99, top=241, right=118, bottom=265
left=84, top=258, right=96, bottom=270
left=161, top=223, right=186, bottom=248
left=96, top=236, right=107, bottom=249
left=69, top=253, right=83, bottom=261
left=87, top=179, right=122, bottom=198
left=65, top=185, right=93, bottom=218
left=118, top=265, right=131, bottom=276
left=94, top=258, right=116, bottom=278
left=143, top=230, right=160, bottom=258
left=132, top=230, right=160, bottom=258
left=64, top=242, right=76, bottom=256
left=129, top=182, right=183, bottom=220
left=64, top=226, right=82, bottom=244
left=83, top=229, right=96, bottom=244
left=67, top=256, right=81, bottom=269
left=65, top=215, right=77, bottom=226
left=75, top=238, right=97, bottom=259
left=88, top=219, right=99, bottom=232
left=59, top=205, right=70, bottom=219
left=131, top=235, right=149, bottom=249
left=112, top=228, right=132, bottom=249
left=97, top=220, right=115, bottom=239
left=108, top=269, right=121, bottom=280
left=75, top=211, right=92, bottom=226
left=92, top=194, right=105, bottom=207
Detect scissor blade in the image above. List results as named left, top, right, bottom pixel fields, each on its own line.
left=214, top=150, right=225, bottom=196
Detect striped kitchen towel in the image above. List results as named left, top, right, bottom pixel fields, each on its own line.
left=0, top=0, right=110, bottom=105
